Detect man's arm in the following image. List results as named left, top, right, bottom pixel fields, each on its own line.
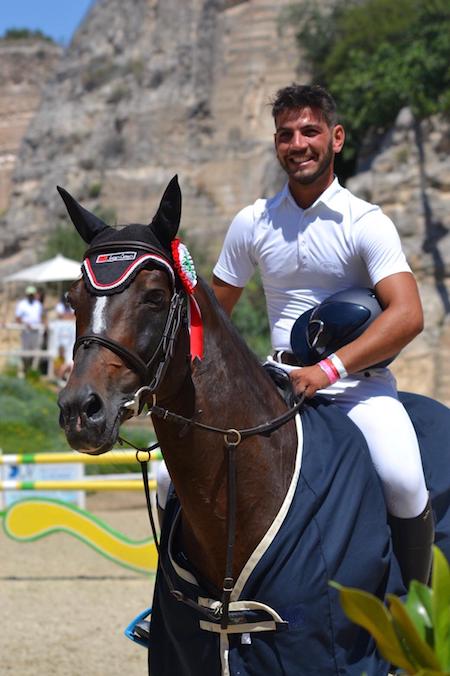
left=290, top=271, right=423, bottom=397
left=212, top=275, right=244, bottom=317
left=334, top=271, right=423, bottom=373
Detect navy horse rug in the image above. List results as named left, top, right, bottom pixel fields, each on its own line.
left=149, top=393, right=450, bottom=676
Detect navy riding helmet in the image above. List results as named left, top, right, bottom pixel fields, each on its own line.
left=290, top=287, right=396, bottom=369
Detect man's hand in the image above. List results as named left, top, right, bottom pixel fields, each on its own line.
left=289, top=365, right=331, bottom=398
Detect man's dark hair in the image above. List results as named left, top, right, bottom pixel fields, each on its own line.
left=271, top=84, right=338, bottom=127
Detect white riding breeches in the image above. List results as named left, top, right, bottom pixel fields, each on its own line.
left=317, top=369, right=428, bottom=518
left=267, top=358, right=429, bottom=519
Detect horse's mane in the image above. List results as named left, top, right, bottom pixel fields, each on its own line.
left=195, top=277, right=286, bottom=406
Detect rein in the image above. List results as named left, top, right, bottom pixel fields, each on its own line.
left=150, top=395, right=304, bottom=441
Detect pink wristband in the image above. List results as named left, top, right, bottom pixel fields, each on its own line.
left=318, top=358, right=340, bottom=384
left=328, top=352, right=348, bottom=379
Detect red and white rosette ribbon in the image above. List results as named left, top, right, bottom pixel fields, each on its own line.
left=171, top=238, right=203, bottom=360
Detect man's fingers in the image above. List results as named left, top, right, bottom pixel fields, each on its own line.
left=293, top=380, right=307, bottom=395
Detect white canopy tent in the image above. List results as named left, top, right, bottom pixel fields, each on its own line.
left=1, top=254, right=81, bottom=376
left=2, top=254, right=81, bottom=284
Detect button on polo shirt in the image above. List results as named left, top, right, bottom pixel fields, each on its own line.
left=214, top=178, right=410, bottom=350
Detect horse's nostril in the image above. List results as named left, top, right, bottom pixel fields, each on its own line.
left=84, top=393, right=103, bottom=420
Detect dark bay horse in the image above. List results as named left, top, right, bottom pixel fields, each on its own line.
left=57, top=177, right=450, bottom=676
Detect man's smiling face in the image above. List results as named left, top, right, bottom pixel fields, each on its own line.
left=274, top=106, right=344, bottom=186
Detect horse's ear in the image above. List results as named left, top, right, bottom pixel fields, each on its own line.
left=150, top=175, right=181, bottom=248
left=57, top=186, right=111, bottom=244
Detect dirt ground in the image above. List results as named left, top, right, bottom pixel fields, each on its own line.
left=1, top=491, right=153, bottom=676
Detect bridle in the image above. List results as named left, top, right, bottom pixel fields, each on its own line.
left=74, top=291, right=186, bottom=395
left=73, top=241, right=187, bottom=399
left=73, top=238, right=304, bottom=630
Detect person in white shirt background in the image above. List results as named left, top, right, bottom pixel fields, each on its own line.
left=212, top=83, right=433, bottom=587
left=15, top=285, right=44, bottom=373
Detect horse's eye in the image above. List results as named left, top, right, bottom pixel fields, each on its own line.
left=142, top=290, right=166, bottom=308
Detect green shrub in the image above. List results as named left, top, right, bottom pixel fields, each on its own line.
left=0, top=375, right=155, bottom=461
left=88, top=182, right=102, bottom=199
left=0, top=375, right=68, bottom=453
left=282, top=0, right=450, bottom=176
left=231, top=271, right=271, bottom=359
left=331, top=547, right=450, bottom=674
left=41, top=221, right=86, bottom=262
left=2, top=28, right=54, bottom=42
left=44, top=204, right=117, bottom=261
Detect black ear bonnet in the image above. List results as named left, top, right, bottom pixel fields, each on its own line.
left=82, top=232, right=176, bottom=296
left=57, top=177, right=183, bottom=296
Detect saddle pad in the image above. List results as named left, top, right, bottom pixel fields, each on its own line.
left=149, top=399, right=399, bottom=676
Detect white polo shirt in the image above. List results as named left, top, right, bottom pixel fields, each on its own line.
left=213, top=178, right=411, bottom=351
left=15, top=298, right=43, bottom=327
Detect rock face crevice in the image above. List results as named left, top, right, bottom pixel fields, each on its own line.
left=0, top=0, right=449, bottom=402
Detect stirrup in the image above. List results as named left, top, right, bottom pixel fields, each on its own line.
left=124, top=607, right=152, bottom=648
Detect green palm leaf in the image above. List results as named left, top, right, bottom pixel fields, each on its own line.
left=431, top=547, right=450, bottom=671
left=330, top=582, right=415, bottom=672
left=388, top=595, right=442, bottom=671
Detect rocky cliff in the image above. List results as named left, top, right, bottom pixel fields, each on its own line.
left=347, top=110, right=450, bottom=402
left=0, top=37, right=61, bottom=215
left=0, top=0, right=297, bottom=265
left=0, top=0, right=449, bottom=402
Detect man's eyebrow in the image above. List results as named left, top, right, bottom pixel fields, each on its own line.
left=275, top=122, right=322, bottom=132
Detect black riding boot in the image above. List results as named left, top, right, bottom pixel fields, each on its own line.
left=388, top=497, right=435, bottom=588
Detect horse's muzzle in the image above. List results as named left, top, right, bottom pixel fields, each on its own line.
left=58, top=383, right=113, bottom=452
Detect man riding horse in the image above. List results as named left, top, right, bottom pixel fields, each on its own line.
left=55, top=87, right=449, bottom=675
left=212, top=83, right=433, bottom=588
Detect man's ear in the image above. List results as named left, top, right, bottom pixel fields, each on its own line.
left=332, top=124, right=345, bottom=154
